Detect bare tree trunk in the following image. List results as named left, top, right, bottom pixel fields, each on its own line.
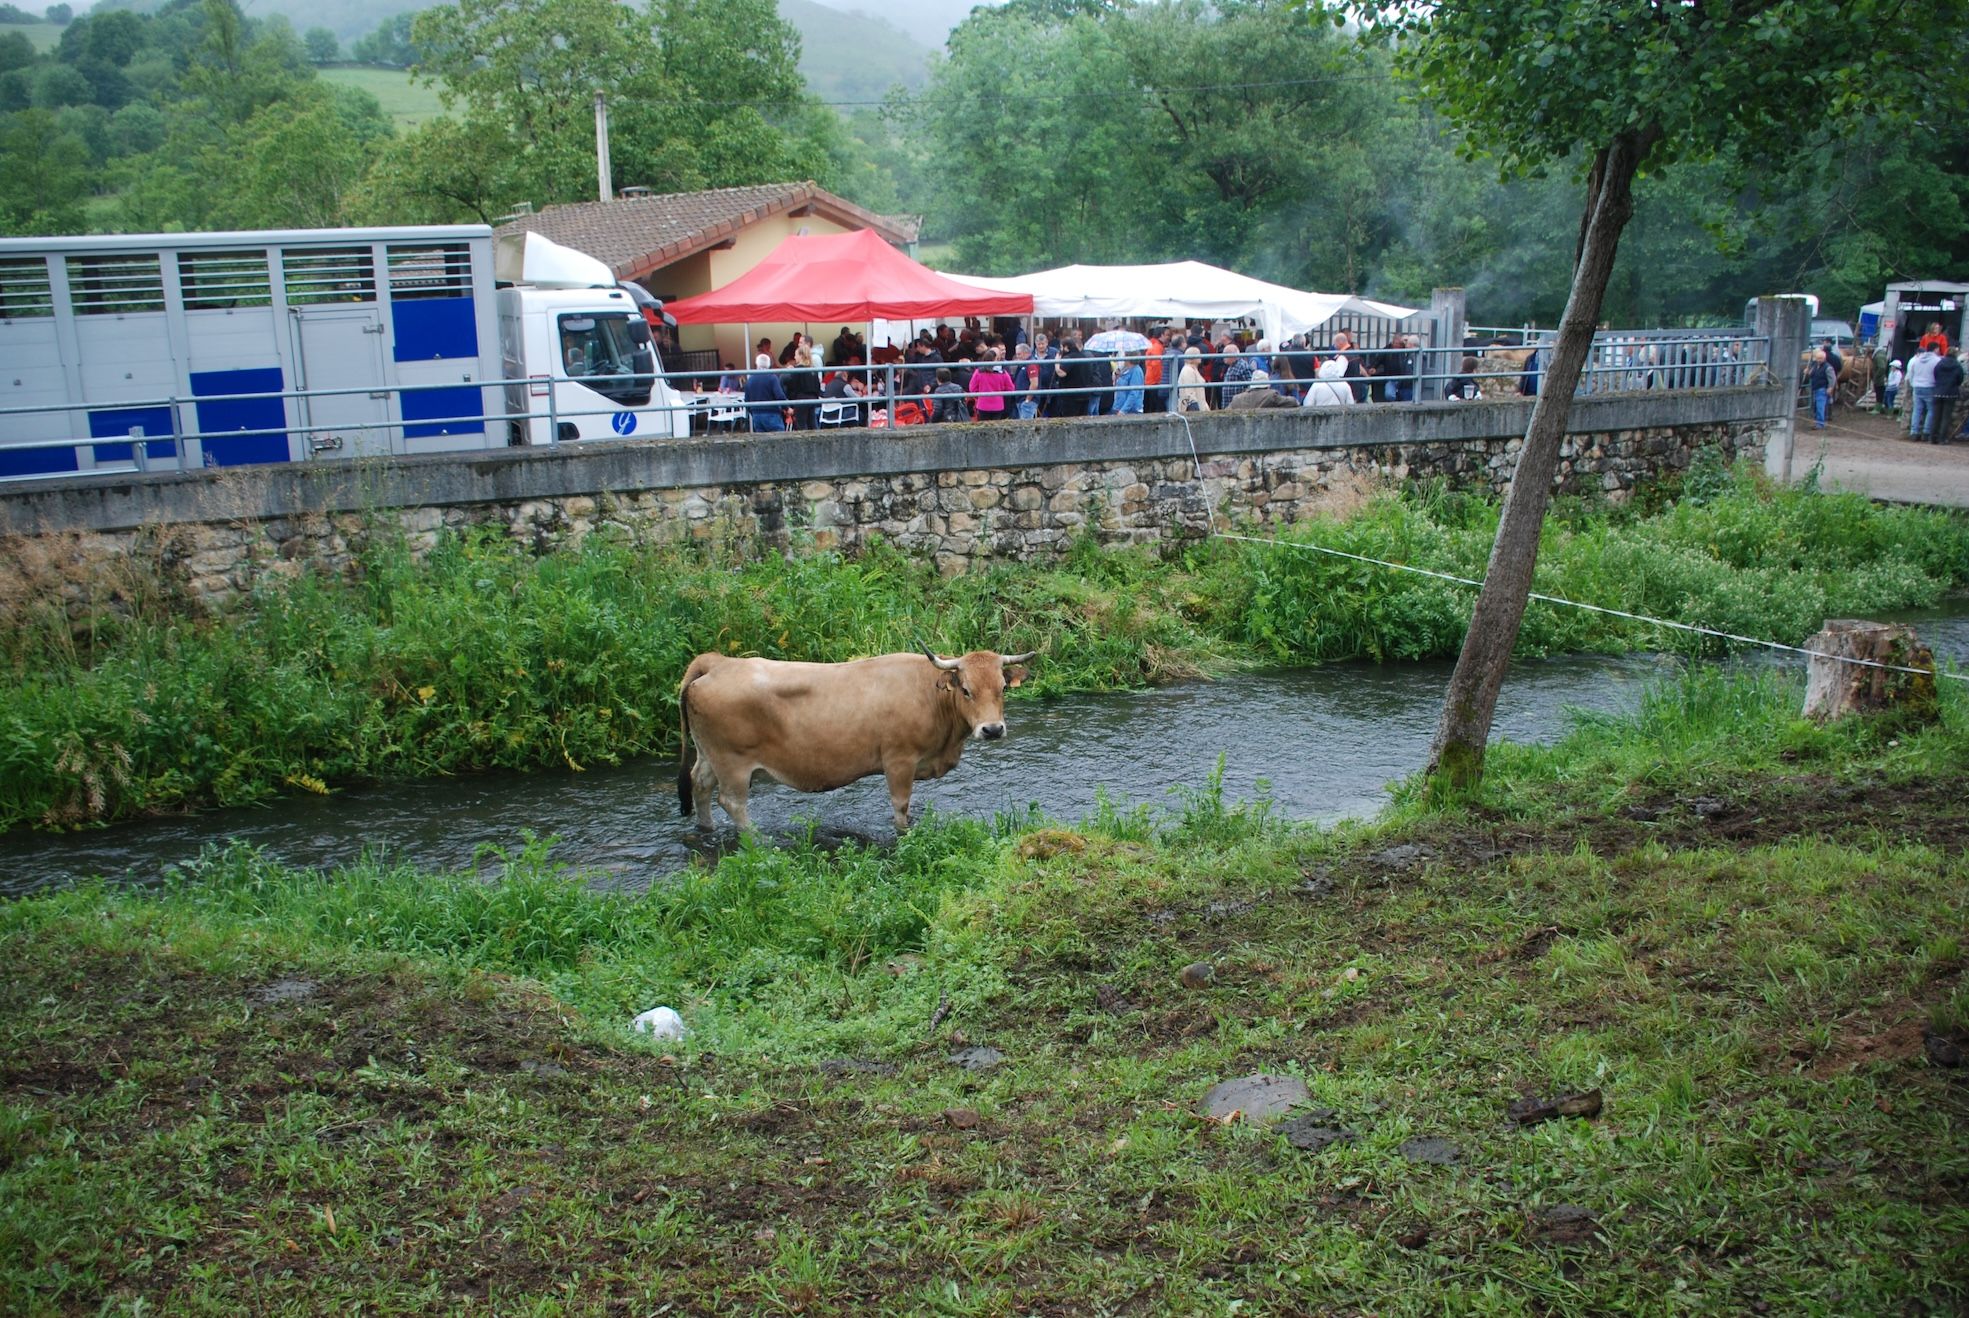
left=1426, top=126, right=1661, bottom=790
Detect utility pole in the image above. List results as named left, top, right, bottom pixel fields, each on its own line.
left=594, top=91, right=612, bottom=203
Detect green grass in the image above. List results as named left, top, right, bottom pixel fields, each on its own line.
left=3, top=667, right=1965, bottom=1312
left=4, top=467, right=1967, bottom=832
left=318, top=65, right=449, bottom=131
left=11, top=20, right=63, bottom=53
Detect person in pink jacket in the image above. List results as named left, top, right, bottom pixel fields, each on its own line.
left=968, top=347, right=1017, bottom=422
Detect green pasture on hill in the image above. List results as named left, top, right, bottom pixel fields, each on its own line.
left=13, top=21, right=62, bottom=52
left=318, top=65, right=448, bottom=131
left=2, top=666, right=1966, bottom=1312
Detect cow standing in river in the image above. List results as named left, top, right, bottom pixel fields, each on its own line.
left=677, top=648, right=1034, bottom=835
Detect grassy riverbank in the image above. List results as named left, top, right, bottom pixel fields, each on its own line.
left=5, top=468, right=1968, bottom=833
left=3, top=666, right=1966, bottom=1313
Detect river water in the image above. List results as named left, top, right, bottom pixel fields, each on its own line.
left=5, top=606, right=1964, bottom=896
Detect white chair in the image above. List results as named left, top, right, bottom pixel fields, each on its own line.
left=707, top=396, right=749, bottom=433
left=818, top=399, right=860, bottom=428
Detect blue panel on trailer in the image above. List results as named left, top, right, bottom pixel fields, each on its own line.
left=400, top=384, right=485, bottom=439
left=0, top=440, right=80, bottom=477
left=191, top=367, right=290, bottom=466
left=89, top=406, right=178, bottom=465
left=392, top=296, right=479, bottom=361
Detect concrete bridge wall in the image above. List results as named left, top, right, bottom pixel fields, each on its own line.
left=0, top=384, right=1789, bottom=620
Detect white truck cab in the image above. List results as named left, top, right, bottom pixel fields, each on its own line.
left=494, top=232, right=690, bottom=445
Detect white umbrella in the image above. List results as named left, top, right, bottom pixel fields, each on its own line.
left=1084, top=328, right=1152, bottom=354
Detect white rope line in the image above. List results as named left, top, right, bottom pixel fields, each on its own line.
left=1795, top=407, right=1908, bottom=444
left=1213, top=530, right=1967, bottom=683
left=1172, top=409, right=1203, bottom=479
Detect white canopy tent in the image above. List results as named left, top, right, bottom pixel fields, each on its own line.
left=941, top=260, right=1417, bottom=342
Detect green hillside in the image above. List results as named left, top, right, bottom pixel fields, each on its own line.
left=74, top=0, right=933, bottom=102
left=780, top=0, right=931, bottom=103
left=802, top=0, right=986, bottom=50
left=318, top=65, right=446, bottom=130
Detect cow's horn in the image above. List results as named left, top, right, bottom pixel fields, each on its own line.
left=1000, top=651, right=1035, bottom=666
left=923, top=647, right=962, bottom=670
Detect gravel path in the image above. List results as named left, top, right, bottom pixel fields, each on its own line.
left=1787, top=404, right=1969, bottom=507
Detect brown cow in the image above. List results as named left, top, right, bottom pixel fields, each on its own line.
left=676, top=648, right=1034, bottom=835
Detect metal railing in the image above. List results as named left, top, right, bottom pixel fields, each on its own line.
left=0, top=334, right=1776, bottom=484
left=1465, top=326, right=1770, bottom=394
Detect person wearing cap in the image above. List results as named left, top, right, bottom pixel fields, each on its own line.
left=1226, top=369, right=1297, bottom=410
left=1882, top=358, right=1903, bottom=412
left=743, top=352, right=788, bottom=432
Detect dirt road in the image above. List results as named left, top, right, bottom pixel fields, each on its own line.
left=1786, top=403, right=1969, bottom=506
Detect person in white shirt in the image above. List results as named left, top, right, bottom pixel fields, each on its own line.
left=1905, top=346, right=1942, bottom=439
left=1302, top=357, right=1358, bottom=407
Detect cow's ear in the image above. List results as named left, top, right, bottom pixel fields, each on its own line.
left=1005, top=665, right=1027, bottom=689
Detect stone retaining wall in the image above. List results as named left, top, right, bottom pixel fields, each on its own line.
left=0, top=391, right=1782, bottom=622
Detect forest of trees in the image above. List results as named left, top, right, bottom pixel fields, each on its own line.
left=2, top=0, right=1963, bottom=326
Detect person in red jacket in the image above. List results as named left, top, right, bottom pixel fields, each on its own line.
left=1143, top=330, right=1168, bottom=413
left=1919, top=322, right=1952, bottom=355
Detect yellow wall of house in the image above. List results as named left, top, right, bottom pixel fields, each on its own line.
left=654, top=211, right=867, bottom=371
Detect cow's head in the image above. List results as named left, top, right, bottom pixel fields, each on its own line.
left=924, top=649, right=1034, bottom=740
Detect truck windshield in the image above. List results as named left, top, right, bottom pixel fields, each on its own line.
left=558, top=312, right=656, bottom=406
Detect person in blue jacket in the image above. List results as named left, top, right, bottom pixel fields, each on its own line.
left=744, top=353, right=788, bottom=432
left=1111, top=356, right=1145, bottom=414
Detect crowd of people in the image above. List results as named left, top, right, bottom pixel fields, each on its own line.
left=1809, top=320, right=1965, bottom=444
left=1889, top=322, right=1964, bottom=444
left=697, top=321, right=1455, bottom=431
left=680, top=314, right=1967, bottom=443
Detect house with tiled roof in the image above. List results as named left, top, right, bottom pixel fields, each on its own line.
left=495, top=181, right=921, bottom=370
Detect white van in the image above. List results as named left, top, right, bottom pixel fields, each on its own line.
left=494, top=231, right=691, bottom=445
left=496, top=283, right=690, bottom=444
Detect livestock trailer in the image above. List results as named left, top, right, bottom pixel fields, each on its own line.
left=0, top=224, right=693, bottom=480
left=0, top=225, right=514, bottom=479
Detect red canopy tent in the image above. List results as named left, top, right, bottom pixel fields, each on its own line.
left=664, top=229, right=1033, bottom=323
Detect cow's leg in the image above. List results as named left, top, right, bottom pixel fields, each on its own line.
left=689, top=755, right=718, bottom=830
left=716, top=765, right=754, bottom=834
left=883, top=760, right=916, bottom=834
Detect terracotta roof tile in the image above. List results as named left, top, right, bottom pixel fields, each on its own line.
left=493, top=182, right=916, bottom=281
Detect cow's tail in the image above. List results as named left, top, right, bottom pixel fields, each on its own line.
left=677, top=655, right=711, bottom=818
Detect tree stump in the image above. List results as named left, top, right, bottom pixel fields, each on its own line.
left=1802, top=620, right=1938, bottom=724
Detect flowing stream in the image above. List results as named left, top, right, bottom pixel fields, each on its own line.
left=5, top=605, right=1964, bottom=897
